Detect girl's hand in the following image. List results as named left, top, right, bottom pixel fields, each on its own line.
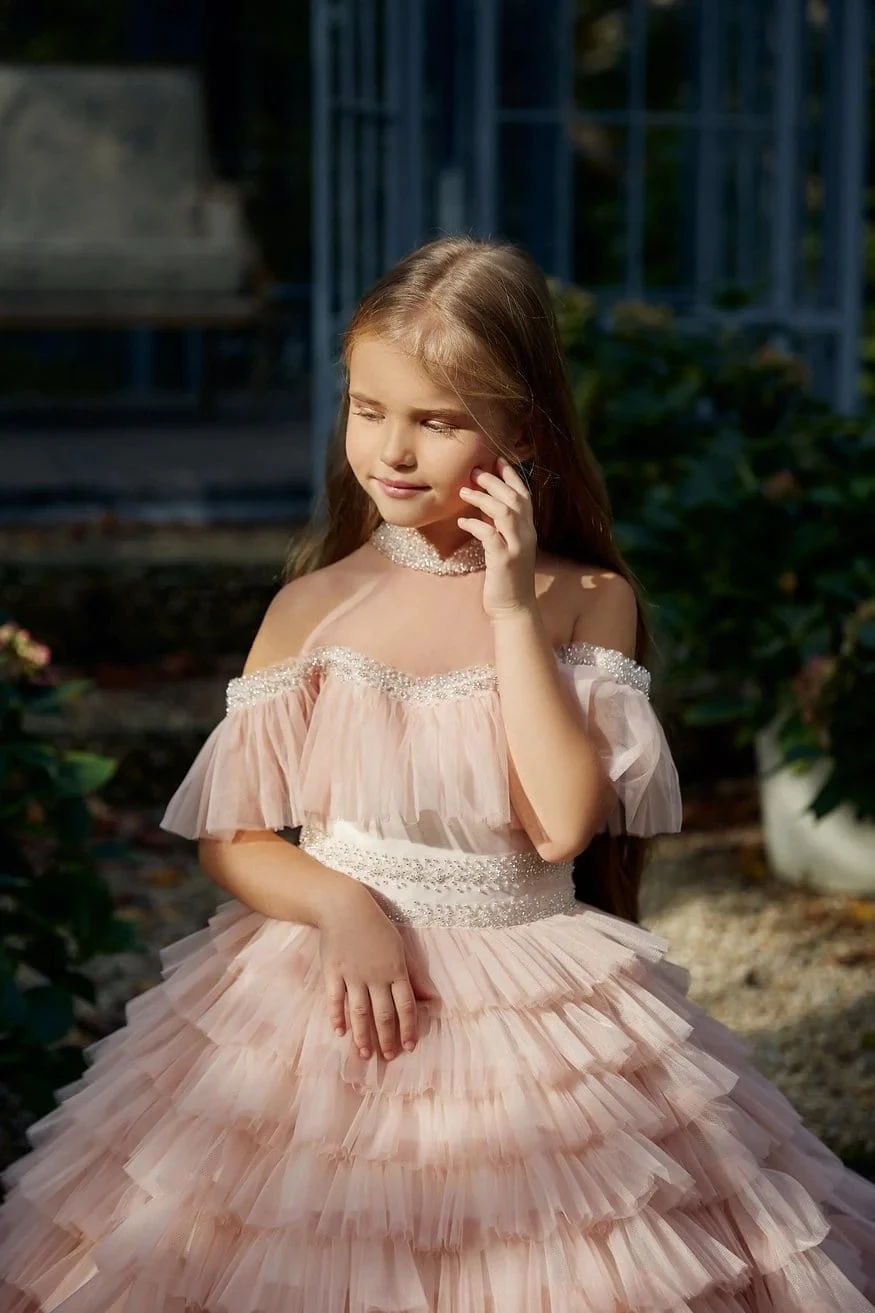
left=458, top=455, right=538, bottom=620
left=318, top=884, right=434, bottom=1061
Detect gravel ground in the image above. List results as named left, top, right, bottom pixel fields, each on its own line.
left=643, top=832, right=875, bottom=1163
left=70, top=818, right=875, bottom=1167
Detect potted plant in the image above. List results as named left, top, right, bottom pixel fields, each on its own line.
left=756, top=598, right=875, bottom=894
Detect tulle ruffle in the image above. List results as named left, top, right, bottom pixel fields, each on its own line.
left=159, top=671, right=318, bottom=840
left=2, top=902, right=873, bottom=1312
left=160, top=649, right=682, bottom=841
left=557, top=663, right=683, bottom=835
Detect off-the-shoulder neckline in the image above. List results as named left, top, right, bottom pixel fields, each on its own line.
left=227, top=640, right=651, bottom=707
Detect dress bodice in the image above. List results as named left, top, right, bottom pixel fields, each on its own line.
left=159, top=531, right=683, bottom=925
left=161, top=628, right=680, bottom=853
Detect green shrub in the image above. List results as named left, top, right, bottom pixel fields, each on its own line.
left=0, top=620, right=138, bottom=1142
left=553, top=286, right=875, bottom=820
left=777, top=600, right=875, bottom=823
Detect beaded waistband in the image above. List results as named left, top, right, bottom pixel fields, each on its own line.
left=298, top=825, right=578, bottom=929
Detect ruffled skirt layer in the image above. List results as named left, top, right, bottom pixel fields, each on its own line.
left=1, top=899, right=873, bottom=1312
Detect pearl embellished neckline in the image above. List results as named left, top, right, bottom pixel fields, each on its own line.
left=369, top=522, right=486, bottom=575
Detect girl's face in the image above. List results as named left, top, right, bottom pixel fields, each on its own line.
left=346, top=335, right=514, bottom=535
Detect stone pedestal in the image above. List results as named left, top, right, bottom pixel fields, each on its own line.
left=0, top=64, right=254, bottom=298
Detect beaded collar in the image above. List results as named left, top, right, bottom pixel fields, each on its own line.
left=369, top=522, right=486, bottom=575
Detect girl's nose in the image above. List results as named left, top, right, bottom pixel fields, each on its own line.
left=380, top=421, right=416, bottom=466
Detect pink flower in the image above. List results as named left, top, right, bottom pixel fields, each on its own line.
left=0, top=621, right=53, bottom=675
left=23, top=640, right=52, bottom=669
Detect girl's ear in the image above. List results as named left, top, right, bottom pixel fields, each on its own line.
left=509, top=425, right=535, bottom=464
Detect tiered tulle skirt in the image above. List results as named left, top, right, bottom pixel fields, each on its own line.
left=1, top=899, right=874, bottom=1312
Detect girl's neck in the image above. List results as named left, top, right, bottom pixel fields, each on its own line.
left=370, top=520, right=486, bottom=575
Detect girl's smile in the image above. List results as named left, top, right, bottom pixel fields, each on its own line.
left=373, top=476, right=431, bottom=498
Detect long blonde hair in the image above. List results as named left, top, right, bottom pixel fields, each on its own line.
left=286, top=235, right=651, bottom=921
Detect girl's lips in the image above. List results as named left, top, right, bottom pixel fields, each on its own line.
left=374, top=478, right=430, bottom=498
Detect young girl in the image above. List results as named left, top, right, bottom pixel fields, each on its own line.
left=1, top=236, right=873, bottom=1312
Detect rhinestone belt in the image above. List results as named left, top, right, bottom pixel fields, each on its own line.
left=298, top=826, right=578, bottom=929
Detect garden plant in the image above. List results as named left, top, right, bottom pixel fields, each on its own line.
left=0, top=619, right=137, bottom=1160
left=554, top=284, right=875, bottom=824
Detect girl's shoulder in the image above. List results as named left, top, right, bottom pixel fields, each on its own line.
left=242, top=551, right=373, bottom=675
left=535, top=550, right=638, bottom=658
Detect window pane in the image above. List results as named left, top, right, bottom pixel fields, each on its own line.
left=498, top=123, right=568, bottom=274
left=722, top=129, right=774, bottom=301
left=500, top=0, right=566, bottom=109
left=646, top=0, right=696, bottom=112
left=573, top=0, right=628, bottom=111
left=643, top=128, right=691, bottom=289
left=570, top=121, right=626, bottom=286
left=797, top=0, right=836, bottom=308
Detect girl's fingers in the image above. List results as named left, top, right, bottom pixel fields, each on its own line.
left=369, top=983, right=400, bottom=1060
left=459, top=486, right=517, bottom=520
left=346, top=982, right=374, bottom=1057
left=472, top=466, right=528, bottom=506
left=457, top=517, right=502, bottom=544
left=406, top=954, right=435, bottom=1001
left=324, top=972, right=347, bottom=1035
left=495, top=455, right=531, bottom=495
left=391, top=978, right=419, bottom=1051
left=458, top=513, right=521, bottom=557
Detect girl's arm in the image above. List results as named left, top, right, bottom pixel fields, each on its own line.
left=198, top=829, right=366, bottom=928
left=200, top=832, right=434, bottom=1065
left=459, top=457, right=636, bottom=862
left=194, top=576, right=433, bottom=1060
left=492, top=577, right=635, bottom=862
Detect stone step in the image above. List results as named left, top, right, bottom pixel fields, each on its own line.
left=25, top=668, right=233, bottom=805
left=2, top=523, right=301, bottom=665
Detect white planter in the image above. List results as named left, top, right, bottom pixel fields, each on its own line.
left=755, top=723, right=875, bottom=896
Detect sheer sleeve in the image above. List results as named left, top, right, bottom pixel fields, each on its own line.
left=556, top=643, right=683, bottom=838
left=159, top=657, right=319, bottom=840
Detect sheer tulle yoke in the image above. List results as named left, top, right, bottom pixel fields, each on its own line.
left=1, top=524, right=873, bottom=1313
left=160, top=531, right=683, bottom=861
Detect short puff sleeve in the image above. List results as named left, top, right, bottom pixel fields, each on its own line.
left=159, top=657, right=318, bottom=840
left=557, top=643, right=683, bottom=837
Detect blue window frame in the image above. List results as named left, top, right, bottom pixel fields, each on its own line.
left=311, top=0, right=869, bottom=487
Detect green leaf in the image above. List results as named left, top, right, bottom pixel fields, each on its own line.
left=9, top=741, right=59, bottom=773
left=98, top=916, right=140, bottom=955
left=808, top=771, right=848, bottom=820
left=43, top=678, right=92, bottom=706
left=683, top=695, right=754, bottom=726
left=0, top=973, right=28, bottom=1029
left=53, top=751, right=117, bottom=797
left=23, top=985, right=76, bottom=1044
left=780, top=743, right=824, bottom=767
left=22, top=932, right=73, bottom=980
left=61, top=970, right=97, bottom=1005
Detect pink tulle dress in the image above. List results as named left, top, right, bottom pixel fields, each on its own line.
left=1, top=523, right=874, bottom=1313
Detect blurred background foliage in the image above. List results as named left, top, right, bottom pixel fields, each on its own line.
left=0, top=619, right=137, bottom=1145
left=554, top=285, right=875, bottom=822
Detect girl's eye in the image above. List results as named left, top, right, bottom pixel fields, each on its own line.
left=352, top=408, right=382, bottom=422
left=424, top=420, right=457, bottom=434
